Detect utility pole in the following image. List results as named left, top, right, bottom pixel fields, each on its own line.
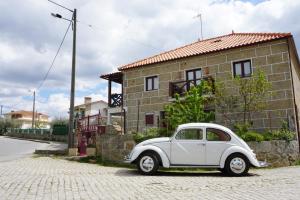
left=68, top=8, right=77, bottom=148
left=49, top=0, right=77, bottom=149
left=32, top=91, right=36, bottom=129
left=0, top=105, right=3, bottom=116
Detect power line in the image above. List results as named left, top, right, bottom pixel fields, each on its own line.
left=37, top=21, right=72, bottom=90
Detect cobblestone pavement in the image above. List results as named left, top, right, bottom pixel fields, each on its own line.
left=0, top=157, right=299, bottom=200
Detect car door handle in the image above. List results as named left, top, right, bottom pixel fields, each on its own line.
left=197, top=143, right=206, bottom=146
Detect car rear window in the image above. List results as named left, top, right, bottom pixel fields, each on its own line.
left=206, top=128, right=231, bottom=141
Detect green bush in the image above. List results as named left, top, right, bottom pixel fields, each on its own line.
left=234, top=123, right=251, bottom=137
left=240, top=131, right=264, bottom=142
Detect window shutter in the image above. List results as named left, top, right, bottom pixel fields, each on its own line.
left=145, top=114, right=154, bottom=125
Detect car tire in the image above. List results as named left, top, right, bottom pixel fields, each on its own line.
left=137, top=153, right=159, bottom=175
left=224, top=153, right=250, bottom=176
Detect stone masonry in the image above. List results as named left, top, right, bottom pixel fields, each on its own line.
left=123, top=38, right=298, bottom=133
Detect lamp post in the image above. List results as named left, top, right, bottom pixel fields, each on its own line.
left=50, top=2, right=77, bottom=149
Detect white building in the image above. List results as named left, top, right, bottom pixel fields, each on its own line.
left=74, top=97, right=108, bottom=118
left=4, top=110, right=50, bottom=129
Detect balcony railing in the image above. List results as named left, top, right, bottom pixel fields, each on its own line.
left=109, top=93, right=123, bottom=107
left=169, top=77, right=214, bottom=98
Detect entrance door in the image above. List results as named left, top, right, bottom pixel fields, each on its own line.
left=171, top=128, right=206, bottom=165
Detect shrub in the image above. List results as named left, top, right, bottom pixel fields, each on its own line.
left=240, top=131, right=264, bottom=142
left=234, top=123, right=251, bottom=137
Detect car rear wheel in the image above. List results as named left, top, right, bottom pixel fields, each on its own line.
left=137, top=153, right=159, bottom=175
left=224, top=154, right=250, bottom=176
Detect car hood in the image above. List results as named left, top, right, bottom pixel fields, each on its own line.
left=136, top=137, right=170, bottom=147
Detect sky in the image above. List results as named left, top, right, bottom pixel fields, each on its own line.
left=0, top=0, right=300, bottom=119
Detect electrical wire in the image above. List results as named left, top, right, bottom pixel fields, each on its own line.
left=37, top=21, right=72, bottom=90
left=4, top=21, right=72, bottom=112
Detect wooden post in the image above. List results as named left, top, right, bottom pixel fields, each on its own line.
left=108, top=79, right=112, bottom=107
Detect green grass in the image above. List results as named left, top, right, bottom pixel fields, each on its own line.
left=294, top=159, right=300, bottom=166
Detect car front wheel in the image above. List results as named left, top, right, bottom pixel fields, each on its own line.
left=137, top=153, right=159, bottom=175
left=224, top=154, right=250, bottom=176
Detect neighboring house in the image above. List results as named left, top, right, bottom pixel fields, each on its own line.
left=74, top=97, right=108, bottom=118
left=101, top=32, right=300, bottom=141
left=4, top=110, right=50, bottom=129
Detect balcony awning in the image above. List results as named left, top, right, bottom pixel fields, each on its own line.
left=100, top=72, right=123, bottom=84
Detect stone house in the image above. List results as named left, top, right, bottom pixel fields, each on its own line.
left=100, top=32, right=300, bottom=142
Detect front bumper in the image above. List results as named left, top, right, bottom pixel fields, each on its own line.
left=124, top=154, right=133, bottom=164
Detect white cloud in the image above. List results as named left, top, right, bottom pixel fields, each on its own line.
left=1, top=0, right=300, bottom=118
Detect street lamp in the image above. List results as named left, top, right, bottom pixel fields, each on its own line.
left=50, top=1, right=77, bottom=149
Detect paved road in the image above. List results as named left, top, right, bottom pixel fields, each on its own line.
left=0, top=157, right=299, bottom=200
left=0, top=136, right=67, bottom=162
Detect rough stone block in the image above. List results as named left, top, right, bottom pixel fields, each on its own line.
left=252, top=56, right=267, bottom=66
left=218, top=63, right=231, bottom=72
left=207, top=55, right=226, bottom=65
left=271, top=80, right=292, bottom=91
left=271, top=43, right=288, bottom=54
left=171, top=71, right=183, bottom=81
left=159, top=73, right=172, bottom=81
left=256, top=46, right=271, bottom=56
left=272, top=62, right=290, bottom=73
left=267, top=54, right=283, bottom=64
left=267, top=73, right=285, bottom=82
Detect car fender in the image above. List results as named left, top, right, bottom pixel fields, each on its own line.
left=219, top=146, right=260, bottom=168
left=130, top=145, right=170, bottom=168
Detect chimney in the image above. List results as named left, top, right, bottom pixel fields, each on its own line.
left=84, top=97, right=92, bottom=105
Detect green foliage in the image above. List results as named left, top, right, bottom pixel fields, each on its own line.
left=215, top=70, right=271, bottom=128
left=164, top=80, right=215, bottom=129
left=234, top=122, right=251, bottom=137
left=0, top=119, right=21, bottom=133
left=50, top=117, right=68, bottom=128
left=294, top=159, right=300, bottom=166
left=240, top=131, right=264, bottom=142
left=132, top=128, right=173, bottom=143
left=235, top=120, right=296, bottom=142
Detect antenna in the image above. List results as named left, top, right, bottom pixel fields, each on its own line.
left=194, top=13, right=203, bottom=41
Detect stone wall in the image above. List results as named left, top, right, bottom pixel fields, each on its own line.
left=5, top=132, right=67, bottom=142
left=123, top=38, right=298, bottom=133
left=248, top=140, right=299, bottom=167
left=96, top=134, right=299, bottom=167
left=96, top=134, right=135, bottom=162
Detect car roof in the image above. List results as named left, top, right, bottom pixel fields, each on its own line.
left=177, top=123, right=233, bottom=132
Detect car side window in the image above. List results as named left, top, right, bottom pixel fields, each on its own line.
left=175, top=129, right=203, bottom=140
left=206, top=128, right=231, bottom=141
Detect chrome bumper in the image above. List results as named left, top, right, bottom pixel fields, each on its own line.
left=124, top=155, right=132, bottom=163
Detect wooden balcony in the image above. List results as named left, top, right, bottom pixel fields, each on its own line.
left=109, top=93, right=123, bottom=107
left=169, top=77, right=214, bottom=98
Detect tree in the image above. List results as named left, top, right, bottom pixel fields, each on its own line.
left=0, top=118, right=21, bottom=134
left=215, top=70, right=271, bottom=128
left=164, top=80, right=215, bottom=129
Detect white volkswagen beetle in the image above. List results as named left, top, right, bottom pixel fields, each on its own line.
left=125, top=123, right=267, bottom=176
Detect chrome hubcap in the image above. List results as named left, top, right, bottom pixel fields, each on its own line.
left=140, top=156, right=154, bottom=172
left=230, top=157, right=246, bottom=174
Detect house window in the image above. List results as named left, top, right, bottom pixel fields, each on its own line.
left=233, top=60, right=252, bottom=78
left=186, top=68, right=202, bottom=89
left=145, top=113, right=154, bottom=126
left=145, top=76, right=158, bottom=91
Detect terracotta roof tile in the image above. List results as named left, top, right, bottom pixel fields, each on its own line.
left=118, top=32, right=291, bottom=71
